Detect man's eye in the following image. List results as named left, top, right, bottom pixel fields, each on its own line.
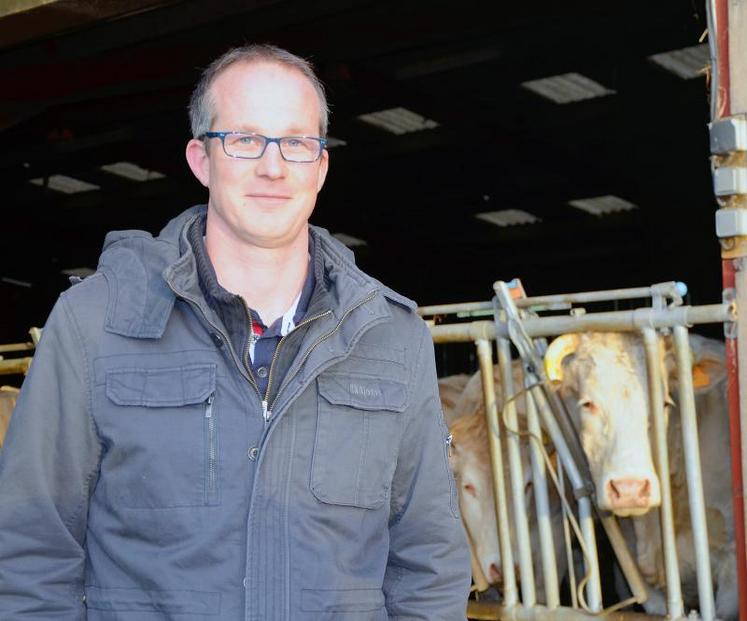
left=237, top=135, right=259, bottom=145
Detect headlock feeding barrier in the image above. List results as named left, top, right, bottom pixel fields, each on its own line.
left=420, top=280, right=744, bottom=621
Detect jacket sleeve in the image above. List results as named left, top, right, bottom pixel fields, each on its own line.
left=0, top=292, right=101, bottom=619
left=383, top=321, right=471, bottom=620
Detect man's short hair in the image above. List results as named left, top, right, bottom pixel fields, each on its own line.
left=188, top=44, right=330, bottom=139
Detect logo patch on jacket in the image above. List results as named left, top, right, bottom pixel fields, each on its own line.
left=349, top=382, right=382, bottom=400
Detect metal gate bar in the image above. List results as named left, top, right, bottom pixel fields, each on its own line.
left=430, top=304, right=733, bottom=344
left=476, top=339, right=519, bottom=607
left=641, top=329, right=684, bottom=619
left=671, top=326, right=716, bottom=620
left=497, top=337, right=537, bottom=605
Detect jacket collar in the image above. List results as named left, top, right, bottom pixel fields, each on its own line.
left=96, top=205, right=415, bottom=340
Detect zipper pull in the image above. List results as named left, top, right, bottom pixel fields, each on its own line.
left=205, top=393, right=215, bottom=418
left=262, top=399, right=271, bottom=423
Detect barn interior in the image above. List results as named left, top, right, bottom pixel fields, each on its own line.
left=0, top=0, right=718, bottom=353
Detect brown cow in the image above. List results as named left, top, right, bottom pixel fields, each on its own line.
left=437, top=373, right=470, bottom=426
left=447, top=364, right=565, bottom=602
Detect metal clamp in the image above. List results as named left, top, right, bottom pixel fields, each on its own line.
left=709, top=115, right=747, bottom=154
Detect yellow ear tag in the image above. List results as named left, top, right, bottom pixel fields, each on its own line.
left=692, top=366, right=711, bottom=389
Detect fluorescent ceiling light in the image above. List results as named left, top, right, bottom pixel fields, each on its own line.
left=61, top=267, right=96, bottom=278
left=358, top=107, right=439, bottom=135
left=568, top=195, right=638, bottom=216
left=100, top=161, right=165, bottom=182
left=325, top=136, right=348, bottom=148
left=1, top=276, right=32, bottom=288
left=29, top=175, right=99, bottom=194
left=395, top=48, right=501, bottom=79
left=475, top=209, right=541, bottom=227
left=333, top=233, right=368, bottom=247
left=522, top=72, right=615, bottom=104
left=649, top=43, right=709, bottom=79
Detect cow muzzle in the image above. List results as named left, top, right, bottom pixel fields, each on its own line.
left=601, top=476, right=661, bottom=516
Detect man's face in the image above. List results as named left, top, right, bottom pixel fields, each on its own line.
left=186, top=61, right=328, bottom=249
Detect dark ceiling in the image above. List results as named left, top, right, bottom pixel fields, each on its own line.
left=0, top=0, right=719, bottom=343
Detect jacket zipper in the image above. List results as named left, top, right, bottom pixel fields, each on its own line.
left=250, top=306, right=333, bottom=423
left=263, top=290, right=378, bottom=422
left=205, top=393, right=217, bottom=493
left=174, top=284, right=378, bottom=425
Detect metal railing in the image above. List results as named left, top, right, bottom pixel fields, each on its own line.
left=423, top=281, right=736, bottom=621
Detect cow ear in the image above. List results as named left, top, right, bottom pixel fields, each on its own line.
left=691, top=351, right=726, bottom=392
left=671, top=334, right=726, bottom=393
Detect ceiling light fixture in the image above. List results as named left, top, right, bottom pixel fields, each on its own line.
left=325, top=136, right=348, bottom=148
left=568, top=195, right=638, bottom=216
left=29, top=175, right=100, bottom=194
left=333, top=233, right=368, bottom=247
left=521, top=72, right=615, bottom=104
left=100, top=161, right=165, bottom=182
left=649, top=43, right=710, bottom=79
left=358, top=107, right=439, bottom=135
left=475, top=209, right=541, bottom=227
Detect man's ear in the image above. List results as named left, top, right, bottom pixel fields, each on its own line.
left=316, top=149, right=329, bottom=192
left=185, top=138, right=210, bottom=188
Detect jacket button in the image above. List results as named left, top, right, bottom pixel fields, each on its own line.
left=211, top=332, right=224, bottom=348
left=256, top=366, right=268, bottom=378
left=248, top=446, right=259, bottom=461
left=243, top=577, right=249, bottom=589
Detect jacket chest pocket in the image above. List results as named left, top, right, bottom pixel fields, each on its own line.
left=311, top=373, right=407, bottom=509
left=103, top=363, right=220, bottom=509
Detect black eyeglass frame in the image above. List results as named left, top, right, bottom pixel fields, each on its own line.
left=200, top=131, right=327, bottom=163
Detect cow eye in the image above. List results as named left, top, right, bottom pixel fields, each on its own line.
left=463, top=483, right=477, bottom=498
left=579, top=398, right=597, bottom=412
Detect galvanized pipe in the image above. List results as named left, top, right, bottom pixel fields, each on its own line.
left=528, top=387, right=602, bottom=611
left=466, top=601, right=667, bottom=621
left=641, top=328, right=684, bottom=619
left=524, top=388, right=560, bottom=608
left=0, top=358, right=32, bottom=375
left=672, top=326, right=716, bottom=620
left=597, top=515, right=649, bottom=607
left=497, top=338, right=536, bottom=605
left=0, top=342, right=34, bottom=354
left=418, top=282, right=684, bottom=317
left=429, top=304, right=734, bottom=344
left=476, top=338, right=518, bottom=607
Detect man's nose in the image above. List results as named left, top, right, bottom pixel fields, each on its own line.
left=255, top=141, right=286, bottom=178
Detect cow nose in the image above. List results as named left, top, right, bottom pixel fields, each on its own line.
left=488, top=563, right=502, bottom=584
left=607, top=478, right=652, bottom=508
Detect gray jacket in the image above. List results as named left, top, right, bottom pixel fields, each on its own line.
left=0, top=206, right=471, bottom=620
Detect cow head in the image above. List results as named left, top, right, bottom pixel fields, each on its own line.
left=544, top=332, right=666, bottom=516
left=449, top=413, right=503, bottom=585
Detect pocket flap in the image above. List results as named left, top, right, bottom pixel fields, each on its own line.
left=318, top=373, right=407, bottom=412
left=85, top=586, right=220, bottom=614
left=106, top=363, right=216, bottom=407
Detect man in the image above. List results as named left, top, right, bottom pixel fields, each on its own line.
left=0, top=45, right=471, bottom=619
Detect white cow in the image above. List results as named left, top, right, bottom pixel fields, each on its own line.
left=446, top=365, right=566, bottom=602
left=545, top=332, right=737, bottom=619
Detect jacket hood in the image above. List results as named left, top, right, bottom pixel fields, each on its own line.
left=96, top=205, right=414, bottom=339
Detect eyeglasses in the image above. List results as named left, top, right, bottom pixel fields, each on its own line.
left=200, top=131, right=327, bottom=163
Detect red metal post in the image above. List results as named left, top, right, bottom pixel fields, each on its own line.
left=722, top=260, right=747, bottom=621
